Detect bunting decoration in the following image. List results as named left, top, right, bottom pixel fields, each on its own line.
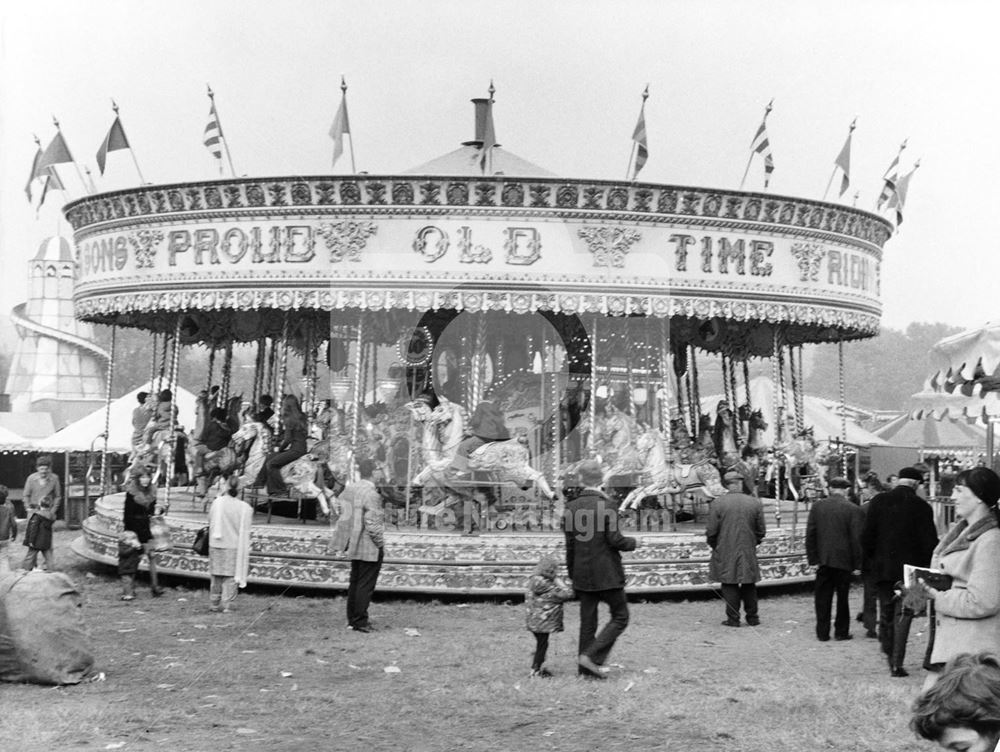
left=629, top=86, right=649, bottom=181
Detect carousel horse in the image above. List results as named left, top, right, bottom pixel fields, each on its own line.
left=712, top=400, right=738, bottom=461
left=278, top=434, right=355, bottom=515
left=130, top=427, right=190, bottom=488
left=696, top=412, right=715, bottom=455
left=739, top=406, right=769, bottom=453
left=620, top=429, right=726, bottom=511
left=229, top=412, right=273, bottom=489
left=466, top=437, right=556, bottom=499
left=775, top=425, right=829, bottom=501
left=407, top=397, right=467, bottom=470
left=589, top=405, right=644, bottom=482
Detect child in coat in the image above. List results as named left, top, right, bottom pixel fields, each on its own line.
left=525, top=555, right=575, bottom=677
left=0, top=486, right=16, bottom=574
left=118, top=530, right=143, bottom=600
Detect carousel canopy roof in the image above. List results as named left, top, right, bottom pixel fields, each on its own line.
left=403, top=145, right=556, bottom=178
left=910, top=322, right=1000, bottom=420
left=700, top=376, right=887, bottom=446
left=874, top=412, right=986, bottom=450
left=34, top=381, right=198, bottom=453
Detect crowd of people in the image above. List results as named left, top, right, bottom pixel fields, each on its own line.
left=6, top=400, right=1000, bottom=747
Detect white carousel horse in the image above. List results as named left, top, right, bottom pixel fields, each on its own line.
left=587, top=406, right=644, bottom=482
left=466, top=437, right=556, bottom=499
left=620, top=429, right=726, bottom=511
left=130, top=427, right=190, bottom=488
left=230, top=414, right=272, bottom=489
left=773, top=426, right=830, bottom=501
left=278, top=435, right=354, bottom=515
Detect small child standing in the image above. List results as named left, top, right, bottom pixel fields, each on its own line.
left=0, top=486, right=16, bottom=574
left=118, top=530, right=143, bottom=600
left=525, top=555, right=575, bottom=678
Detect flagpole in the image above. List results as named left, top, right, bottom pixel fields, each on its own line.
left=208, top=86, right=237, bottom=178
left=822, top=167, right=838, bottom=201
left=84, top=166, right=97, bottom=194
left=114, top=100, right=147, bottom=184
left=54, top=116, right=90, bottom=195
left=487, top=79, right=496, bottom=177
left=343, top=77, right=356, bottom=175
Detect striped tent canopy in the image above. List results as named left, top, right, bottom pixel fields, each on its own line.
left=911, top=322, right=1000, bottom=420
left=874, top=413, right=987, bottom=451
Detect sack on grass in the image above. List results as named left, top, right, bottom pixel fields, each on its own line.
left=192, top=526, right=210, bottom=556
left=149, top=515, right=172, bottom=552
left=0, top=572, right=96, bottom=685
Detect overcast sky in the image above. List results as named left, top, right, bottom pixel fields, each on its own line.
left=1, top=0, right=997, bottom=333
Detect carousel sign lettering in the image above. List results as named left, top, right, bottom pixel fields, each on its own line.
left=668, top=233, right=775, bottom=277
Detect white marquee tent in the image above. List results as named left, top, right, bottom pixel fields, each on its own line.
left=700, top=376, right=886, bottom=447
left=35, top=382, right=199, bottom=453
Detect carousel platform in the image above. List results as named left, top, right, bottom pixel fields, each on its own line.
left=72, top=489, right=814, bottom=595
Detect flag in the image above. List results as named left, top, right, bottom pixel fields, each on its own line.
left=749, top=102, right=775, bottom=188
left=631, top=87, right=649, bottom=180
left=37, top=166, right=65, bottom=210
left=204, top=100, right=223, bottom=165
left=25, top=143, right=42, bottom=202
left=877, top=140, right=906, bottom=210
left=35, top=131, right=74, bottom=176
left=479, top=98, right=496, bottom=173
left=887, top=161, right=919, bottom=225
left=834, top=120, right=855, bottom=196
left=329, top=90, right=351, bottom=168
left=96, top=116, right=130, bottom=174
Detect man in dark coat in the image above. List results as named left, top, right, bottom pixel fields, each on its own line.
left=861, top=466, right=938, bottom=676
left=563, top=459, right=638, bottom=678
left=707, top=470, right=766, bottom=627
left=806, top=477, right=864, bottom=641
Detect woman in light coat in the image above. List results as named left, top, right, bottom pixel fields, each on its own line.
left=207, top=471, right=254, bottom=613
left=922, top=467, right=1000, bottom=689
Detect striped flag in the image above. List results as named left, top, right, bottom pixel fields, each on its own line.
left=329, top=82, right=351, bottom=168
left=204, top=98, right=224, bottom=168
left=877, top=140, right=906, bottom=210
left=630, top=86, right=649, bottom=180
left=886, top=160, right=919, bottom=225
left=833, top=119, right=856, bottom=196
left=748, top=100, right=775, bottom=188
left=96, top=115, right=130, bottom=174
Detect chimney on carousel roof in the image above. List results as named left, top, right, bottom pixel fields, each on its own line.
left=462, top=98, right=500, bottom=148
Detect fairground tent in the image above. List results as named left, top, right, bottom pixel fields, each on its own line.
left=0, top=424, right=29, bottom=451
left=874, top=413, right=987, bottom=453
left=910, top=321, right=1000, bottom=420
left=34, top=382, right=198, bottom=453
left=700, top=376, right=886, bottom=447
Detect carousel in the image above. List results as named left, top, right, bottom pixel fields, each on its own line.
left=67, top=96, right=893, bottom=593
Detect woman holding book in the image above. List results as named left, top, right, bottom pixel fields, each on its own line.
left=921, top=467, right=1000, bottom=689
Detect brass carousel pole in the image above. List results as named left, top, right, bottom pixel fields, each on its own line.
left=100, top=323, right=117, bottom=497
left=350, top=312, right=367, bottom=478
left=276, top=312, right=291, bottom=437
left=163, top=316, right=182, bottom=513
left=772, top=327, right=784, bottom=528
left=589, top=316, right=598, bottom=458
left=221, top=342, right=234, bottom=403
left=838, top=339, right=849, bottom=478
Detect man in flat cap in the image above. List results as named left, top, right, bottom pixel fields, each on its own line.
left=861, top=466, right=938, bottom=676
left=807, top=477, right=864, bottom=641
left=706, top=468, right=766, bottom=627
left=563, top=458, right=638, bottom=678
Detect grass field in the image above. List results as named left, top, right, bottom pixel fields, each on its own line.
left=0, top=527, right=939, bottom=752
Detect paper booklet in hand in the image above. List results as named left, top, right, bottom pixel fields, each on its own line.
left=903, top=564, right=953, bottom=591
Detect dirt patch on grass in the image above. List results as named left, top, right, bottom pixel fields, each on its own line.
left=0, top=529, right=935, bottom=752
